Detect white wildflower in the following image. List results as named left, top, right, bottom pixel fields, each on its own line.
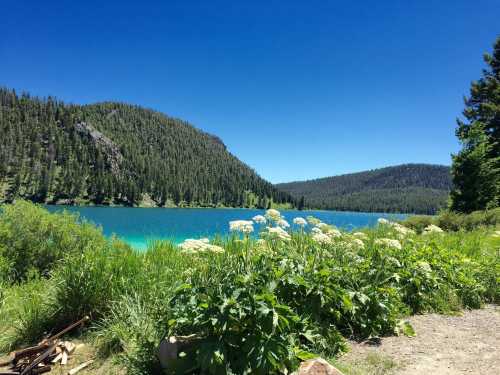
left=179, top=239, right=224, bottom=254
left=391, top=223, right=415, bottom=236
left=326, top=228, right=342, bottom=238
left=417, top=261, right=432, bottom=273
left=265, top=209, right=282, bottom=222
left=306, top=216, right=321, bottom=225
left=264, top=226, right=291, bottom=241
left=377, top=218, right=390, bottom=225
left=293, top=217, right=307, bottom=226
left=256, top=239, right=267, bottom=246
left=353, top=232, right=368, bottom=240
left=252, top=215, right=266, bottom=224
left=351, top=238, right=365, bottom=249
left=229, top=220, right=254, bottom=233
left=375, top=238, right=402, bottom=250
left=312, top=232, right=332, bottom=245
left=311, top=227, right=322, bottom=234
left=277, top=219, right=290, bottom=228
left=423, top=224, right=444, bottom=234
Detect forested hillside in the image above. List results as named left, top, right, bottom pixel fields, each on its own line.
left=276, top=164, right=452, bottom=214
left=0, top=88, right=295, bottom=208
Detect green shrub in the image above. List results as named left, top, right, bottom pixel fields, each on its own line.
left=399, top=215, right=434, bottom=233
left=167, top=253, right=304, bottom=375
left=0, top=201, right=108, bottom=282
left=401, top=207, right=500, bottom=232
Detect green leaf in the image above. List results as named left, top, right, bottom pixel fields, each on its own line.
left=294, top=348, right=317, bottom=361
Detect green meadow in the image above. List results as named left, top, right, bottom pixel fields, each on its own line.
left=0, top=201, right=498, bottom=374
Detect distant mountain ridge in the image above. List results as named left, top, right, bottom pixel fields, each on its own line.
left=276, top=164, right=452, bottom=214
left=0, top=87, right=295, bottom=208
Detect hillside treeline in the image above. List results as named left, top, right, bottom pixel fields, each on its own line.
left=0, top=88, right=295, bottom=208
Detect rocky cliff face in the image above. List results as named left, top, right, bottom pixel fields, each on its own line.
left=74, top=122, right=123, bottom=174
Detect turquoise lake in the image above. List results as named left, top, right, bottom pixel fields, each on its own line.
left=45, top=206, right=407, bottom=249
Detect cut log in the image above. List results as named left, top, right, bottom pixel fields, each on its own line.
left=51, top=352, right=63, bottom=364
left=64, top=342, right=76, bottom=354
left=61, top=351, right=68, bottom=365
left=67, top=360, right=93, bottom=375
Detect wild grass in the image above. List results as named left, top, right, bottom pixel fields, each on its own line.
left=0, top=201, right=498, bottom=374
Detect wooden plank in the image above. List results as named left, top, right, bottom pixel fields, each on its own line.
left=51, top=352, right=63, bottom=364
left=68, top=360, right=93, bottom=375
left=61, top=351, right=68, bottom=366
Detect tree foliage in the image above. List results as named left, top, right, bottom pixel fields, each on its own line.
left=0, top=88, right=295, bottom=208
left=277, top=164, right=452, bottom=214
left=450, top=36, right=500, bottom=212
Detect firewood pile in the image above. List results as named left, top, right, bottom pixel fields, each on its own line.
left=0, top=317, right=93, bottom=375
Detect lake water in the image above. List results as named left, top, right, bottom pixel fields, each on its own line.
left=45, top=206, right=407, bottom=249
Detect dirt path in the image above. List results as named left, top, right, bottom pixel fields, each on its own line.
left=338, top=305, right=500, bottom=375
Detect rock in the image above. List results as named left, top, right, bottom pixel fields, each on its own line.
left=157, top=334, right=201, bottom=369
left=74, top=121, right=123, bottom=174
left=293, top=358, right=344, bottom=375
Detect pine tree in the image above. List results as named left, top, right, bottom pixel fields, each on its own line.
left=450, top=36, right=500, bottom=212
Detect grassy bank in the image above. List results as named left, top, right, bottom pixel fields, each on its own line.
left=0, top=202, right=498, bottom=374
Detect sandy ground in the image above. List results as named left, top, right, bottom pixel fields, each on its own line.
left=339, top=305, right=500, bottom=375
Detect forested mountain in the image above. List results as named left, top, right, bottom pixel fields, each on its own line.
left=276, top=164, right=452, bottom=214
left=0, top=88, right=295, bottom=208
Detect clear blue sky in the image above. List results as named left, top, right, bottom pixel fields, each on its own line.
left=1, top=1, right=498, bottom=183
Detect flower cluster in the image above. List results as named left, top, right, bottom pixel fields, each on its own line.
left=265, top=209, right=282, bottom=222
left=252, top=215, right=266, bottom=224
left=423, top=224, right=444, bottom=234
left=308, top=217, right=342, bottom=244
left=374, top=238, right=402, bottom=250
left=263, top=226, right=291, bottom=241
left=179, top=238, right=224, bottom=254
left=306, top=216, right=321, bottom=225
left=229, top=220, right=254, bottom=234
left=353, top=232, right=368, bottom=240
left=277, top=219, right=290, bottom=228
left=293, top=217, right=307, bottom=227
left=311, top=231, right=332, bottom=244
left=377, top=218, right=415, bottom=237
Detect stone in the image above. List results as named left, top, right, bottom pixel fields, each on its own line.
left=294, top=358, right=344, bottom=375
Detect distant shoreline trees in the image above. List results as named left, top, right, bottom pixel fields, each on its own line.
left=277, top=164, right=452, bottom=214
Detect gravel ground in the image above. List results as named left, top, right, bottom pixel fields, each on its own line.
left=339, top=305, right=500, bottom=375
